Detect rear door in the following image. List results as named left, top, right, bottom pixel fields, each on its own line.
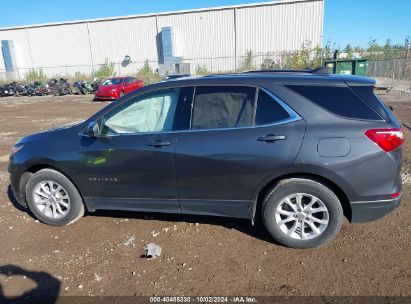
left=174, top=86, right=306, bottom=218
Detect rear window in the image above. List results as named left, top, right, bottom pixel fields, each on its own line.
left=350, top=86, right=390, bottom=121
left=255, top=90, right=290, bottom=125
left=191, top=86, right=256, bottom=130
left=285, top=85, right=382, bottom=120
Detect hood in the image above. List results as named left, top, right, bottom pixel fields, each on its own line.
left=98, top=84, right=120, bottom=92
left=16, top=121, right=84, bottom=145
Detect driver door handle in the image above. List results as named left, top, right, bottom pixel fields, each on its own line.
left=257, top=134, right=287, bottom=142
left=147, top=140, right=171, bottom=147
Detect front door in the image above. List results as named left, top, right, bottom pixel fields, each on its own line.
left=79, top=88, right=182, bottom=213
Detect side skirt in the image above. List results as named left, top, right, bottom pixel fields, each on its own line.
left=84, top=197, right=250, bottom=219
left=84, top=197, right=180, bottom=214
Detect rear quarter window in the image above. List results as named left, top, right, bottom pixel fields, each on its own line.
left=255, top=90, right=290, bottom=125
left=285, top=85, right=382, bottom=120
left=349, top=86, right=390, bottom=121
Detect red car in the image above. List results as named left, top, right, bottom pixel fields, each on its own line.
left=94, top=76, right=144, bottom=101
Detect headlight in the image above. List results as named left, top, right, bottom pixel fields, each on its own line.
left=110, top=88, right=118, bottom=92
left=12, top=145, right=24, bottom=155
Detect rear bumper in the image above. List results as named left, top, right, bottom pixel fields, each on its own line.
left=350, top=196, right=401, bottom=223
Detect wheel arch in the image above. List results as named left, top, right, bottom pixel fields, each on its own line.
left=250, top=172, right=352, bottom=224
left=22, top=163, right=87, bottom=210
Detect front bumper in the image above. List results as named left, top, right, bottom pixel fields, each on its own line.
left=94, top=91, right=118, bottom=100
left=350, top=196, right=401, bottom=223
left=11, top=187, right=26, bottom=208
left=9, top=171, right=28, bottom=208
left=8, top=157, right=28, bottom=208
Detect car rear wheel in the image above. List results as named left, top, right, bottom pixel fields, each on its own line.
left=262, top=178, right=343, bottom=248
left=25, top=169, right=84, bottom=226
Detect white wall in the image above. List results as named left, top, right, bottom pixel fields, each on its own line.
left=88, top=16, right=158, bottom=74
left=157, top=9, right=236, bottom=72
left=236, top=0, right=324, bottom=54
left=0, top=28, right=32, bottom=79
left=27, top=23, right=91, bottom=76
left=0, top=0, right=324, bottom=78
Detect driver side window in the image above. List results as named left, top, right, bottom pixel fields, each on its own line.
left=102, top=88, right=180, bottom=135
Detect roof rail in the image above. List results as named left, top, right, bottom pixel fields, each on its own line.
left=311, top=67, right=332, bottom=74
left=164, top=74, right=191, bottom=80
left=242, top=67, right=332, bottom=75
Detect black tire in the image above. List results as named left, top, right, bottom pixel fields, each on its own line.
left=262, top=178, right=343, bottom=249
left=25, top=169, right=84, bottom=226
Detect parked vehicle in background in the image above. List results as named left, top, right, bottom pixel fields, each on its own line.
left=0, top=85, right=6, bottom=97
left=92, top=78, right=101, bottom=93
left=26, top=82, right=39, bottom=96
left=34, top=81, right=51, bottom=96
left=50, top=78, right=72, bottom=96
left=8, top=69, right=404, bottom=249
left=14, top=83, right=29, bottom=96
left=73, top=80, right=94, bottom=95
left=0, top=83, right=17, bottom=96
left=94, top=76, right=144, bottom=101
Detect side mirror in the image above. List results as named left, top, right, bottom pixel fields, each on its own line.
left=84, top=121, right=100, bottom=137
left=388, top=106, right=394, bottom=111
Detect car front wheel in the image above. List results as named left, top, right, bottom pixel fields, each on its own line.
left=262, top=178, right=343, bottom=249
left=25, top=169, right=84, bottom=226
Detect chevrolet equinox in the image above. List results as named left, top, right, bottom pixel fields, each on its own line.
left=9, top=69, right=404, bottom=248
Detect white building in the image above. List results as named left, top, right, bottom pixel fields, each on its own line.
left=0, top=0, right=324, bottom=80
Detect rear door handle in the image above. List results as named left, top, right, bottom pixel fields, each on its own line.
left=147, top=140, right=171, bottom=147
left=257, top=134, right=287, bottom=142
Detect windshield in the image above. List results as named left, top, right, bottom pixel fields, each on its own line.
left=102, top=78, right=122, bottom=86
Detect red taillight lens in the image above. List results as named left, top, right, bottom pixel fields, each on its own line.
left=391, top=192, right=401, bottom=198
left=365, top=128, right=404, bottom=152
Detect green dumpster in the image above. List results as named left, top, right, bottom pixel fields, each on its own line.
left=324, top=59, right=368, bottom=76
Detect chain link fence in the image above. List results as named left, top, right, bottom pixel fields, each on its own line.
left=0, top=50, right=327, bottom=83
left=367, top=57, right=411, bottom=93
left=367, top=57, right=410, bottom=80
left=1, top=52, right=410, bottom=94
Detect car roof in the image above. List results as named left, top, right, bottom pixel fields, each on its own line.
left=158, top=71, right=375, bottom=87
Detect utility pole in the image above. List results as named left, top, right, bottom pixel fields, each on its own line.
left=404, top=36, right=409, bottom=81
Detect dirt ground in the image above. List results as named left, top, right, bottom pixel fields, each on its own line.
left=0, top=93, right=410, bottom=300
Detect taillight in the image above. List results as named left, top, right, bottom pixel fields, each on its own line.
left=365, top=128, right=404, bottom=152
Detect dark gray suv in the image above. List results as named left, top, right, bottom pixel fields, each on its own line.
left=9, top=69, right=404, bottom=248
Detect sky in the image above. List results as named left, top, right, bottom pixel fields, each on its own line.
left=0, top=0, right=409, bottom=48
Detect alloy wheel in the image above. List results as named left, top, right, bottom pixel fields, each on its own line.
left=274, top=193, right=329, bottom=240
left=32, top=181, right=71, bottom=219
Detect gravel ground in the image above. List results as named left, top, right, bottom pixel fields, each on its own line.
left=0, top=93, right=410, bottom=300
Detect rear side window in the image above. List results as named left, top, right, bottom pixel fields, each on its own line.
left=191, top=86, right=256, bottom=130
left=255, top=90, right=290, bottom=125
left=350, top=86, right=390, bottom=121
left=285, top=85, right=382, bottom=120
